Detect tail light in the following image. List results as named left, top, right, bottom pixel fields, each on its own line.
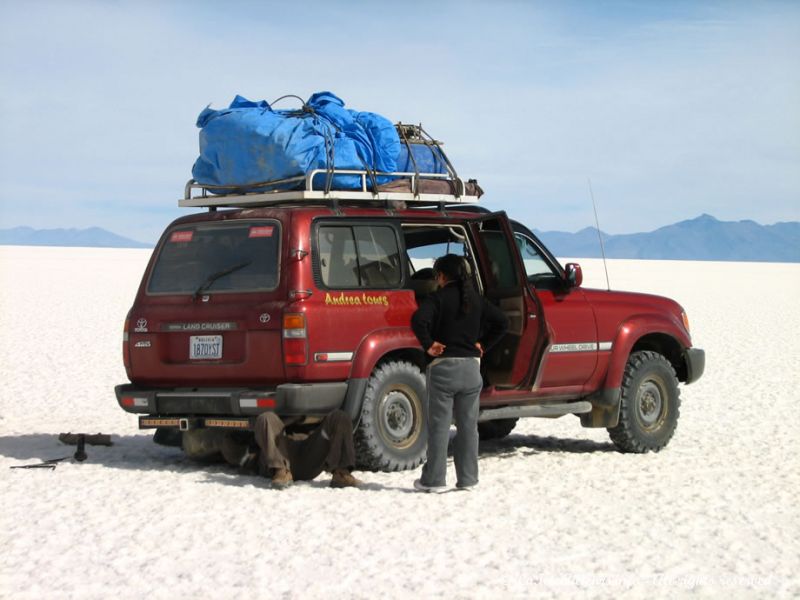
left=122, top=312, right=131, bottom=370
left=282, top=312, right=307, bottom=365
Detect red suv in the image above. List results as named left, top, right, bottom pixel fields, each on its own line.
left=116, top=172, right=705, bottom=471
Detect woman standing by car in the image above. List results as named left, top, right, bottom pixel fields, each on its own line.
left=411, top=254, right=508, bottom=492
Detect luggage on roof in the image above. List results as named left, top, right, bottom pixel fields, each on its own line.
left=192, top=92, right=400, bottom=193
left=187, top=92, right=482, bottom=206
left=395, top=123, right=450, bottom=175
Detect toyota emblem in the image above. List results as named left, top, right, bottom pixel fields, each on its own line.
left=259, top=313, right=271, bottom=324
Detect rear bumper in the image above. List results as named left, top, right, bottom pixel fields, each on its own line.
left=115, top=382, right=347, bottom=419
left=684, top=347, right=705, bottom=384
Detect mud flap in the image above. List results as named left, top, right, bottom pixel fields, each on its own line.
left=342, top=378, right=368, bottom=423
left=580, top=388, right=621, bottom=428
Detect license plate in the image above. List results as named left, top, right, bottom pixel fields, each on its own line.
left=189, top=335, right=223, bottom=360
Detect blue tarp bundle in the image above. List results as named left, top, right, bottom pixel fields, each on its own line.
left=192, top=92, right=400, bottom=192
left=395, top=143, right=449, bottom=175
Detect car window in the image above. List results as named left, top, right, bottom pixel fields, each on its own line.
left=319, top=226, right=359, bottom=287
left=318, top=224, right=402, bottom=289
left=516, top=234, right=556, bottom=277
left=148, top=221, right=280, bottom=294
left=402, top=224, right=477, bottom=275
left=514, top=233, right=561, bottom=287
left=478, top=226, right=518, bottom=288
left=407, top=240, right=467, bottom=271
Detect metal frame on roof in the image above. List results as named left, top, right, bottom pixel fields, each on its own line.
left=179, top=169, right=481, bottom=209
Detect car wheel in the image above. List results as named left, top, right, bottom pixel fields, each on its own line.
left=355, top=360, right=427, bottom=472
left=608, top=350, right=680, bottom=453
left=478, top=418, right=518, bottom=440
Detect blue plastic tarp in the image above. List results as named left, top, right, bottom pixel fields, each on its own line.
left=395, top=142, right=449, bottom=175
left=192, top=92, right=400, bottom=192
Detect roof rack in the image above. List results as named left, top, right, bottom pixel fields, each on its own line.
left=179, top=169, right=481, bottom=208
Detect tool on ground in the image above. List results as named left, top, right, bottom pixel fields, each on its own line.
left=10, top=433, right=113, bottom=470
left=10, top=457, right=67, bottom=470
left=58, top=432, right=112, bottom=462
left=58, top=433, right=113, bottom=446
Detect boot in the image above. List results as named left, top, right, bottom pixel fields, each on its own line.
left=271, top=468, right=294, bottom=489
left=330, top=469, right=362, bottom=488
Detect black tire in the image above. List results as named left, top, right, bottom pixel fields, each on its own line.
left=478, top=418, right=518, bottom=440
left=355, top=360, right=427, bottom=472
left=153, top=427, right=182, bottom=447
left=608, top=350, right=680, bottom=453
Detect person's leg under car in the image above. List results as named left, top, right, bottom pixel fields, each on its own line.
left=252, top=411, right=294, bottom=487
left=289, top=410, right=360, bottom=487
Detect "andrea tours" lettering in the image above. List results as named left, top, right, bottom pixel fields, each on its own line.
left=325, top=292, right=389, bottom=307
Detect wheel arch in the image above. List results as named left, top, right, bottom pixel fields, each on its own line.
left=604, top=315, right=691, bottom=389
left=631, top=333, right=687, bottom=382
left=349, top=328, right=426, bottom=379
left=342, top=332, right=426, bottom=421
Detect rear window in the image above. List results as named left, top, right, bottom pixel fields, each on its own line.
left=147, top=221, right=280, bottom=294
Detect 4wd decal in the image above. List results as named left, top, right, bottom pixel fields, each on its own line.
left=325, top=292, right=389, bottom=307
left=549, top=342, right=613, bottom=353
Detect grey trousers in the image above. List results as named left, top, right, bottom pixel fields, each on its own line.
left=420, top=357, right=483, bottom=488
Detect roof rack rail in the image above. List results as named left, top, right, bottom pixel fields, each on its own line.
left=179, top=169, right=481, bottom=209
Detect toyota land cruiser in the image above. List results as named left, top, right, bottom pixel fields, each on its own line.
left=116, top=170, right=705, bottom=471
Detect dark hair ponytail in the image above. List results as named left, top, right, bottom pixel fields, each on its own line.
left=433, top=254, right=474, bottom=315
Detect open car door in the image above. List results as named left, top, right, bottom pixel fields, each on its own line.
left=467, top=212, right=547, bottom=389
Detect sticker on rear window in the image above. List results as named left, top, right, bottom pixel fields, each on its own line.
left=170, top=231, right=194, bottom=243
left=249, top=226, right=274, bottom=238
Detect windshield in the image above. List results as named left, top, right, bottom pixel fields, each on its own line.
left=147, top=221, right=280, bottom=294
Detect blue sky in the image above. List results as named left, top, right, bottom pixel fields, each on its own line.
left=1, top=0, right=798, bottom=244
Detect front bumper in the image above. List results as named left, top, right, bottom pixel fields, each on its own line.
left=115, top=382, right=348, bottom=420
left=684, top=347, right=706, bottom=384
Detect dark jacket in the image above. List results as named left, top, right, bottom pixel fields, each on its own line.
left=411, top=282, right=508, bottom=359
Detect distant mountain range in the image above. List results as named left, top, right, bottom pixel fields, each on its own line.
left=534, top=214, right=799, bottom=263
left=0, top=226, right=151, bottom=249
left=1, top=214, right=798, bottom=262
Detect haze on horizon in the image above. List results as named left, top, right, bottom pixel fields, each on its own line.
left=1, top=0, right=798, bottom=245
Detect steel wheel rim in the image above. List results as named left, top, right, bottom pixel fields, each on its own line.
left=378, top=384, right=420, bottom=448
left=637, top=379, right=665, bottom=430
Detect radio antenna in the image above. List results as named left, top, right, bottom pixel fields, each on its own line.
left=588, top=178, right=611, bottom=291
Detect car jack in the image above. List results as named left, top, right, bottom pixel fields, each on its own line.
left=58, top=432, right=113, bottom=461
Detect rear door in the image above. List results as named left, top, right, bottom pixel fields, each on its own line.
left=306, top=219, right=413, bottom=380
left=128, top=219, right=285, bottom=386
left=467, top=213, right=546, bottom=388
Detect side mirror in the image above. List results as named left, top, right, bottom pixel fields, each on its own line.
left=565, top=263, right=583, bottom=287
